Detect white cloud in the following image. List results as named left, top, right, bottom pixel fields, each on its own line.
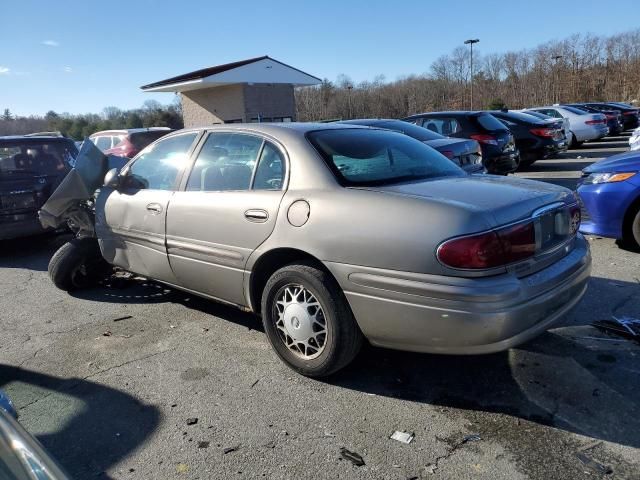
left=0, top=66, right=9, bottom=75
left=63, top=66, right=72, bottom=73
left=42, top=40, right=60, bottom=47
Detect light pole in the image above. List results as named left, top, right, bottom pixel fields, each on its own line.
left=552, top=55, right=563, bottom=104
left=347, top=84, right=353, bottom=119
left=464, top=38, right=480, bottom=110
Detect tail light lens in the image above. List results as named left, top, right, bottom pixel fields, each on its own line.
left=530, top=128, right=555, bottom=138
left=470, top=134, right=498, bottom=146
left=585, top=119, right=605, bottom=125
left=605, top=114, right=616, bottom=120
left=440, top=150, right=455, bottom=159
left=437, top=221, right=536, bottom=269
left=623, top=111, right=639, bottom=116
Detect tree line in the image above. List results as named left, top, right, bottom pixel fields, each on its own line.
left=295, top=29, right=640, bottom=121
left=0, top=100, right=183, bottom=138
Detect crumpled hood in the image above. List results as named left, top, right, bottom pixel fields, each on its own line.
left=361, top=174, right=575, bottom=227
left=583, top=150, right=640, bottom=174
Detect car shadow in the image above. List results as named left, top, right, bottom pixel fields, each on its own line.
left=0, top=364, right=161, bottom=479
left=0, top=232, right=72, bottom=271
left=321, top=275, right=640, bottom=449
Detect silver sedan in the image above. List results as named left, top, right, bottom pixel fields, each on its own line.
left=43, top=124, right=591, bottom=376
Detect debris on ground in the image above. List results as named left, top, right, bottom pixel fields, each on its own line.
left=176, top=463, right=189, bottom=474
left=422, top=464, right=438, bottom=475
left=250, top=379, right=260, bottom=388
left=462, top=434, right=482, bottom=443
left=223, top=445, right=240, bottom=454
left=575, top=451, right=613, bottom=475
left=339, top=447, right=365, bottom=466
left=186, top=418, right=198, bottom=426
left=390, top=431, right=415, bottom=444
left=592, top=316, right=640, bottom=343
left=102, top=331, right=112, bottom=337
left=112, top=315, right=133, bottom=322
left=197, top=441, right=209, bottom=449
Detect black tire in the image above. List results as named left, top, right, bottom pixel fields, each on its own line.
left=48, top=237, right=110, bottom=291
left=261, top=262, right=363, bottom=377
left=620, top=206, right=640, bottom=251
left=570, top=133, right=583, bottom=149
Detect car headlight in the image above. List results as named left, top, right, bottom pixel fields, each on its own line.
left=582, top=172, right=636, bottom=184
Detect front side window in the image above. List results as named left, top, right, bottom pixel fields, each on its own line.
left=308, top=129, right=463, bottom=187
left=125, top=133, right=197, bottom=190
left=186, top=133, right=263, bottom=191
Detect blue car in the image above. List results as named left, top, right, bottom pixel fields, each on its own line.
left=577, top=151, right=640, bottom=249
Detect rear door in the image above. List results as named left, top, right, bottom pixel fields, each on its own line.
left=165, top=131, right=287, bottom=306
left=96, top=132, right=199, bottom=283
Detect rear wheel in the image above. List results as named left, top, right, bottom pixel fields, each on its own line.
left=570, top=133, right=583, bottom=148
left=48, top=237, right=111, bottom=291
left=261, top=262, right=363, bottom=377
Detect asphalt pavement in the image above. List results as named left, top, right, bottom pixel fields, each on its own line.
left=1, top=134, right=639, bottom=480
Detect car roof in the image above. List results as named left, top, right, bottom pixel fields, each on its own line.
left=0, top=135, right=74, bottom=142
left=89, top=127, right=172, bottom=136
left=339, top=119, right=402, bottom=126
left=176, top=122, right=372, bottom=136
left=406, top=111, right=484, bottom=117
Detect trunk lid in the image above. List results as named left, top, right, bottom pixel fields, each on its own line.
left=360, top=174, right=575, bottom=228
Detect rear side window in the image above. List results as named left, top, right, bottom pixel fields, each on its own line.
left=186, top=133, right=263, bottom=191
left=94, top=136, right=111, bottom=151
left=125, top=133, right=197, bottom=190
left=475, top=114, right=507, bottom=131
left=308, top=128, right=463, bottom=187
left=253, top=142, right=286, bottom=190
left=562, top=106, right=589, bottom=115
left=420, top=117, right=461, bottom=136
left=0, top=140, right=76, bottom=175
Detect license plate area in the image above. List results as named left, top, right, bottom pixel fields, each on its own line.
left=0, top=192, right=35, bottom=211
left=535, top=208, right=571, bottom=251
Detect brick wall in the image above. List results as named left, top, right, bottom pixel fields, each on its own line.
left=180, top=84, right=246, bottom=128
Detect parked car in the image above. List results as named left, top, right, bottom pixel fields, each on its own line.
left=0, top=389, right=71, bottom=479
left=577, top=150, right=640, bottom=250
left=42, top=124, right=590, bottom=377
left=88, top=127, right=173, bottom=158
left=579, top=102, right=639, bottom=131
left=338, top=119, right=484, bottom=173
left=0, top=135, right=76, bottom=240
left=403, top=111, right=519, bottom=174
left=517, top=109, right=571, bottom=141
left=629, top=127, right=640, bottom=151
left=565, top=103, right=624, bottom=136
left=489, top=110, right=567, bottom=167
left=524, top=106, right=608, bottom=147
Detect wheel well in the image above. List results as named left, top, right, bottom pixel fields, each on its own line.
left=249, top=248, right=329, bottom=314
left=622, top=194, right=640, bottom=239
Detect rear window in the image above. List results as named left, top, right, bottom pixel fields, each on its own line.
left=494, top=111, right=546, bottom=124
left=475, top=114, right=507, bottom=131
left=128, top=131, right=172, bottom=150
left=307, top=129, right=463, bottom=187
left=0, top=140, right=76, bottom=175
left=562, top=106, right=589, bottom=115
left=378, top=121, right=445, bottom=141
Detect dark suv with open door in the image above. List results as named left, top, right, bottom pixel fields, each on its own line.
left=403, top=111, right=519, bottom=174
left=0, top=136, right=76, bottom=240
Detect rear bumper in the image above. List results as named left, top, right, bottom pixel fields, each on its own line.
left=575, top=125, right=609, bottom=142
left=484, top=150, right=519, bottom=174
left=326, top=235, right=591, bottom=354
left=0, top=213, right=48, bottom=240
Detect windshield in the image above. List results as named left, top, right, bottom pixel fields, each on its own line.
left=475, top=114, right=508, bottom=131
left=0, top=140, right=76, bottom=175
left=377, top=121, right=444, bottom=141
left=307, top=128, right=464, bottom=186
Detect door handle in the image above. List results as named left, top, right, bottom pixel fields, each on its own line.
left=244, top=209, right=268, bottom=222
left=146, top=203, right=163, bottom=214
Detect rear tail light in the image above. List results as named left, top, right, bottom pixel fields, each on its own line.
left=623, top=111, right=639, bottom=116
left=605, top=114, right=616, bottom=120
left=530, top=128, right=555, bottom=138
left=585, top=119, right=605, bottom=125
left=440, top=150, right=455, bottom=159
left=437, top=221, right=536, bottom=269
left=469, top=134, right=498, bottom=146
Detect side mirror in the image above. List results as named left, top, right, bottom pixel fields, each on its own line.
left=103, top=168, right=120, bottom=189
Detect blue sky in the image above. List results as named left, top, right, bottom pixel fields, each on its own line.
left=1, top=0, right=638, bottom=116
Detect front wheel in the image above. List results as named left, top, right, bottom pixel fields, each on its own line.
left=620, top=206, right=640, bottom=251
left=261, top=263, right=363, bottom=377
left=48, top=237, right=111, bottom=291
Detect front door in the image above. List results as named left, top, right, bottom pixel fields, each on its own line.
left=166, top=132, right=287, bottom=306
left=96, top=132, right=199, bottom=283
